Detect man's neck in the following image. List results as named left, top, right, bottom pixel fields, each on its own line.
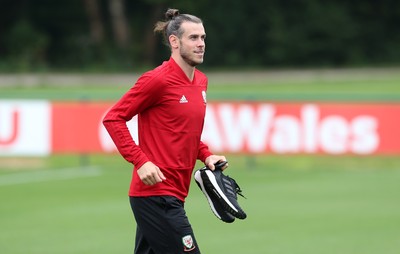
left=172, top=55, right=195, bottom=82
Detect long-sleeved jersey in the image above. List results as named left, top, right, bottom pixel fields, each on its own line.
left=103, top=58, right=212, bottom=201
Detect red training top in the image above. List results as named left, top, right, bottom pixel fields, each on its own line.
left=103, top=58, right=212, bottom=201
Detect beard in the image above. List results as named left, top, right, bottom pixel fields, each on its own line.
left=179, top=44, right=204, bottom=67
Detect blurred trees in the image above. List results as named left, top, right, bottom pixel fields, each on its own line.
left=0, top=0, right=399, bottom=72
left=84, top=0, right=105, bottom=46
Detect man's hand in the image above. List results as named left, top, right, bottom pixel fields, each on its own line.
left=205, top=155, right=228, bottom=170
left=137, top=161, right=166, bottom=185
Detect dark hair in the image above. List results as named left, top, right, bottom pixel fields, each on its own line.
left=154, top=8, right=203, bottom=47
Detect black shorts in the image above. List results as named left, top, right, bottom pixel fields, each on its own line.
left=130, top=196, right=201, bottom=254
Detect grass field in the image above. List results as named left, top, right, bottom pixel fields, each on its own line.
left=1, top=68, right=400, bottom=101
left=1, top=69, right=400, bottom=253
left=1, top=154, right=400, bottom=254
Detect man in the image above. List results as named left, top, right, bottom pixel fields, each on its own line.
left=103, top=8, right=227, bottom=254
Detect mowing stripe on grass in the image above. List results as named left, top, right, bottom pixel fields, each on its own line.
left=0, top=166, right=102, bottom=186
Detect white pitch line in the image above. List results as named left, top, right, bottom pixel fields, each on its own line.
left=0, top=166, right=102, bottom=186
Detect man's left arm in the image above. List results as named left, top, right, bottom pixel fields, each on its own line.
left=197, top=141, right=228, bottom=170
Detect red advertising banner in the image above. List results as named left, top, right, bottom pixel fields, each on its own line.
left=0, top=100, right=399, bottom=156
left=201, top=102, right=400, bottom=154
left=52, top=101, right=111, bottom=153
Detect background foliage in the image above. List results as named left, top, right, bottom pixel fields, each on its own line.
left=1, top=0, right=400, bottom=72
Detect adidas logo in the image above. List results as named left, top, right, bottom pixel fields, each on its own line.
left=179, top=95, right=188, bottom=103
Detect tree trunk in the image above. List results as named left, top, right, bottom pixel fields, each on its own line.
left=83, top=0, right=104, bottom=44
left=143, top=3, right=166, bottom=65
left=109, top=0, right=130, bottom=49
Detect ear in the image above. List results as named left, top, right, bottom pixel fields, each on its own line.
left=169, top=35, right=179, bottom=49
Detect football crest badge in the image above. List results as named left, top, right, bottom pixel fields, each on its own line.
left=182, top=234, right=195, bottom=252
left=202, top=91, right=207, bottom=104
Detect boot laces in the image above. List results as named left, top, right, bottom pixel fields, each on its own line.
left=227, top=176, right=246, bottom=199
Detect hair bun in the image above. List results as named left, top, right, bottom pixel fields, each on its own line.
left=165, top=8, right=180, bottom=20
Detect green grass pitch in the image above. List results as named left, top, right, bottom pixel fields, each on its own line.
left=0, top=154, right=400, bottom=253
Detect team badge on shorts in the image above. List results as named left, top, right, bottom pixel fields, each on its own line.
left=182, top=234, right=195, bottom=252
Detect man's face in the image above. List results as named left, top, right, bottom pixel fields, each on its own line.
left=178, top=22, right=206, bottom=67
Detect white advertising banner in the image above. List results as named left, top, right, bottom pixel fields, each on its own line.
left=0, top=100, right=51, bottom=156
